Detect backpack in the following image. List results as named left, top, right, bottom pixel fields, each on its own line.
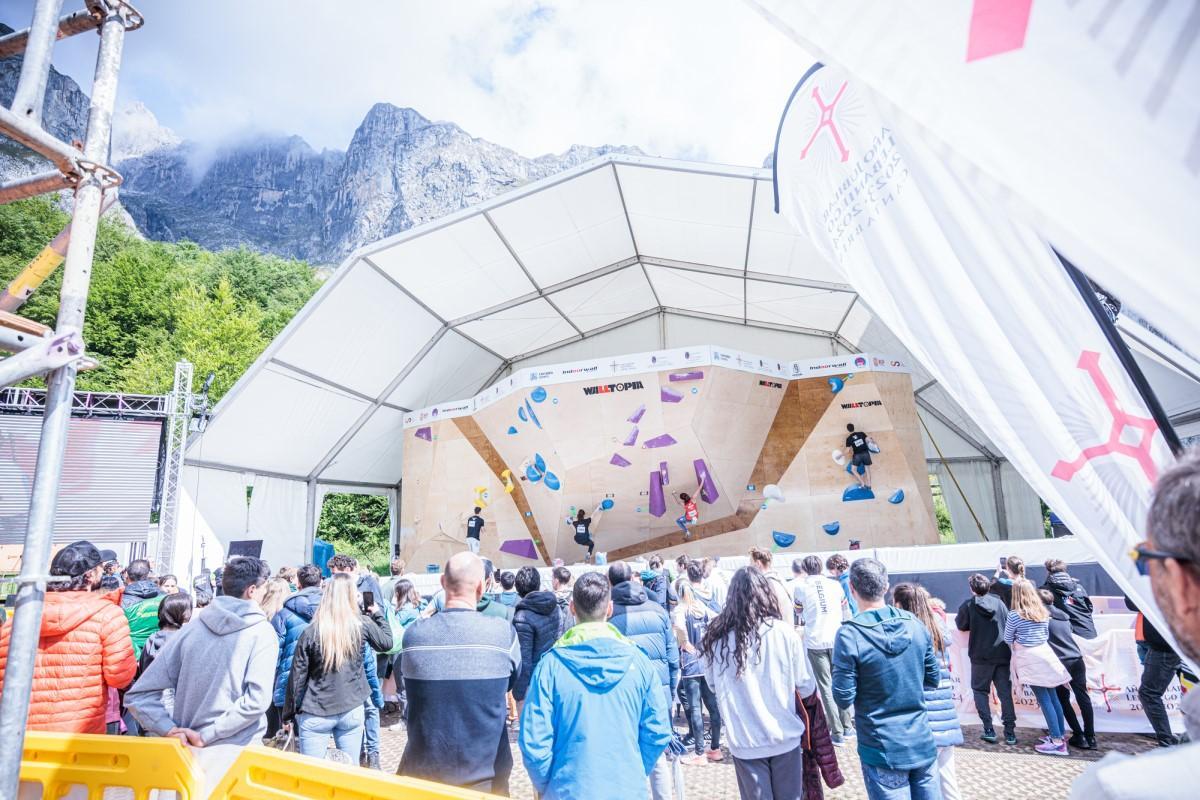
left=384, top=605, right=405, bottom=655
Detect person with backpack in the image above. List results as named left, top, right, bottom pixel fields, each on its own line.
left=551, top=566, right=575, bottom=636
left=283, top=573, right=392, bottom=759
left=641, top=554, right=678, bottom=612
left=272, top=565, right=324, bottom=721
left=122, top=559, right=165, bottom=660
left=1041, top=559, right=1098, bottom=640
left=136, top=593, right=193, bottom=720
left=794, top=555, right=851, bottom=745
left=673, top=571, right=723, bottom=766
left=384, top=578, right=423, bottom=718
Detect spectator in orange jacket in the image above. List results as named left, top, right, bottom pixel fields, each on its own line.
left=0, top=540, right=137, bottom=733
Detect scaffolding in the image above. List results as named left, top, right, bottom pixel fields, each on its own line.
left=0, top=1, right=142, bottom=796
left=155, top=360, right=193, bottom=574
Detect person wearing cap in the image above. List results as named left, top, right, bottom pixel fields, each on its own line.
left=0, top=540, right=137, bottom=733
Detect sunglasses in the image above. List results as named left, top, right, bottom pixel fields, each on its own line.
left=1130, top=542, right=1194, bottom=576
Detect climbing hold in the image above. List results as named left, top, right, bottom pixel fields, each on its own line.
left=530, top=386, right=548, bottom=403
left=829, top=377, right=844, bottom=394
left=543, top=472, right=561, bottom=491
left=842, top=485, right=875, bottom=502
left=507, top=425, right=518, bottom=435
left=888, top=489, right=905, bottom=504
left=822, top=521, right=841, bottom=535
left=763, top=484, right=785, bottom=503
left=772, top=531, right=797, bottom=548
left=518, top=407, right=528, bottom=422
left=600, top=498, right=615, bottom=510
left=832, top=449, right=846, bottom=466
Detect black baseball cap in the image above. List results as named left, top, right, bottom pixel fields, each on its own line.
left=50, top=541, right=104, bottom=578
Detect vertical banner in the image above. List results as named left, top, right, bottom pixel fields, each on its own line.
left=746, top=0, right=1200, bottom=362
left=773, top=63, right=1177, bottom=654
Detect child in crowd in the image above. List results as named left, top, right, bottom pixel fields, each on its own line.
left=1004, top=578, right=1072, bottom=756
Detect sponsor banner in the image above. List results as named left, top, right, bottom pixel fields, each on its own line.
left=748, top=0, right=1200, bottom=362
left=867, top=353, right=910, bottom=374
left=758, top=379, right=784, bottom=390
left=793, top=355, right=856, bottom=378
left=839, top=400, right=881, bottom=410
left=774, top=63, right=1177, bottom=659
left=947, top=621, right=1183, bottom=735
left=711, top=347, right=789, bottom=378
left=581, top=380, right=646, bottom=397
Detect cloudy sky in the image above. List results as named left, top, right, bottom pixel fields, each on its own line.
left=9, top=1, right=812, bottom=165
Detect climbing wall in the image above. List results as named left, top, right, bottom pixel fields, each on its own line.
left=399, top=361, right=938, bottom=568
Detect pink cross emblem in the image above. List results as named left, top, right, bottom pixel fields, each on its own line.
left=1051, top=351, right=1160, bottom=484
left=800, top=82, right=850, bottom=162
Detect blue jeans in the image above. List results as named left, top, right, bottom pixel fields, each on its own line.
left=680, top=677, right=721, bottom=754
left=363, top=700, right=380, bottom=756
left=861, top=761, right=942, bottom=800
left=1031, top=685, right=1066, bottom=739
left=676, top=515, right=690, bottom=533
left=297, top=705, right=365, bottom=759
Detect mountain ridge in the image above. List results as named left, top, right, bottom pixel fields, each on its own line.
left=0, top=40, right=642, bottom=265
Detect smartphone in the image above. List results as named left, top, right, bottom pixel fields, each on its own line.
left=999, top=556, right=1008, bottom=570
left=362, top=591, right=375, bottom=609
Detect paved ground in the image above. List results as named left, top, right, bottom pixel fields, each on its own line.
left=377, top=707, right=1163, bottom=799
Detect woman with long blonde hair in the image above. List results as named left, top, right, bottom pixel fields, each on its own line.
left=256, top=578, right=291, bottom=621
left=283, top=574, right=392, bottom=759
left=1004, top=578, right=1071, bottom=756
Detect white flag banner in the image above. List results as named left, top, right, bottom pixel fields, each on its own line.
left=773, top=62, right=1178, bottom=653
left=746, top=0, right=1200, bottom=363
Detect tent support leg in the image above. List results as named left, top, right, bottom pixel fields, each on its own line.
left=991, top=459, right=1009, bottom=540
left=304, top=480, right=317, bottom=561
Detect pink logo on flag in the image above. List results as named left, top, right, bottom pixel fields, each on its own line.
left=966, top=0, right=1034, bottom=62
left=1051, top=351, right=1159, bottom=483
left=800, top=82, right=850, bottom=162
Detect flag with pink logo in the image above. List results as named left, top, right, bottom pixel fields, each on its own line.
left=746, top=0, right=1200, bottom=365
left=772, top=62, right=1178, bottom=649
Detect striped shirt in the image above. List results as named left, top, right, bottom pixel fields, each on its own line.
left=1003, top=611, right=1049, bottom=647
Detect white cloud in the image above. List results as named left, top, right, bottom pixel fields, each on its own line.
left=14, top=0, right=812, bottom=166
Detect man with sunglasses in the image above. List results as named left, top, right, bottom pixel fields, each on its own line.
left=1070, top=456, right=1200, bottom=800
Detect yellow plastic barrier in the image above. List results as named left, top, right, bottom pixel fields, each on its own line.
left=208, top=746, right=504, bottom=800
left=20, top=731, right=203, bottom=799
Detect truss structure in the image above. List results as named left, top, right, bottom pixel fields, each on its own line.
left=155, top=360, right=193, bottom=574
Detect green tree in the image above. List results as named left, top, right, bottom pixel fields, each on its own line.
left=317, top=493, right=391, bottom=575
left=119, top=278, right=266, bottom=398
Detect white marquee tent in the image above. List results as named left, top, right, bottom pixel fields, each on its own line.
left=172, top=155, right=1200, bottom=578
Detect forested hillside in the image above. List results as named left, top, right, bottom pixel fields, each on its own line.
left=0, top=197, right=320, bottom=401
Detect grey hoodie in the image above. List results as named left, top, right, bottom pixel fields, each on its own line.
left=126, top=595, right=279, bottom=747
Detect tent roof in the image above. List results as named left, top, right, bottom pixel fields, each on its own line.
left=185, top=154, right=1200, bottom=488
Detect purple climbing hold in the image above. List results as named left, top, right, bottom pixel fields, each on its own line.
left=643, top=433, right=677, bottom=449
left=661, top=387, right=683, bottom=403
left=648, top=470, right=667, bottom=517
left=499, top=539, right=539, bottom=560
left=669, top=370, right=704, bottom=382
left=628, top=404, right=646, bottom=424
left=610, top=453, right=632, bottom=467
left=415, top=427, right=432, bottom=441
left=693, top=459, right=719, bottom=503
left=659, top=461, right=669, bottom=485
left=623, top=426, right=640, bottom=447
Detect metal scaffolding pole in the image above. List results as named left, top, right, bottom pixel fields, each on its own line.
left=0, top=2, right=135, bottom=795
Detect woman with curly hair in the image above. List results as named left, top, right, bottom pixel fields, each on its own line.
left=699, top=567, right=816, bottom=799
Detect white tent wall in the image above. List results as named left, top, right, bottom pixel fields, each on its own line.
left=931, top=460, right=1044, bottom=543
left=175, top=466, right=307, bottom=580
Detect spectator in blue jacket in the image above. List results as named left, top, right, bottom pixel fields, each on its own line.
left=608, top=561, right=681, bottom=800
left=271, top=565, right=324, bottom=709
left=512, top=566, right=561, bottom=705
left=833, top=558, right=940, bottom=800
left=519, top=572, right=671, bottom=800
left=893, top=583, right=964, bottom=800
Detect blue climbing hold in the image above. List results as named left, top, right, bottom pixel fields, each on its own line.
left=691, top=387, right=699, bottom=394
left=534, top=453, right=546, bottom=473
left=526, top=399, right=542, bottom=429
left=507, top=425, right=518, bottom=435
left=518, top=407, right=528, bottom=422
left=822, top=521, right=841, bottom=535
left=544, top=472, right=561, bottom=491
left=888, top=489, right=905, bottom=504
left=842, top=485, right=876, bottom=502
left=772, top=531, right=797, bottom=548
left=552, top=397, right=559, bottom=404
left=531, top=386, right=548, bottom=403
left=525, top=465, right=542, bottom=483
left=829, top=376, right=844, bottom=394
left=600, top=498, right=614, bottom=510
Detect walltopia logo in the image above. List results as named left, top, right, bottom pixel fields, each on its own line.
left=758, top=380, right=783, bottom=389
left=582, top=381, right=644, bottom=396
left=840, top=400, right=882, bottom=409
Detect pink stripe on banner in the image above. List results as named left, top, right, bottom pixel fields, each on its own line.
left=966, top=0, right=1033, bottom=62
